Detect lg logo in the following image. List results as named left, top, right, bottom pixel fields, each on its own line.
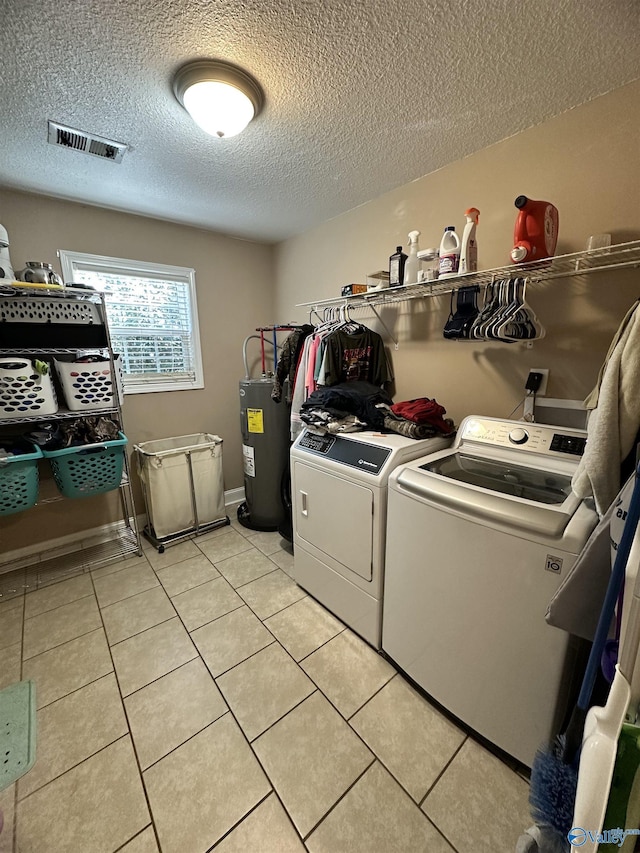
left=545, top=555, right=563, bottom=574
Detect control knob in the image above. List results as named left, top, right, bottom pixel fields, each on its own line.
left=509, top=427, right=529, bottom=445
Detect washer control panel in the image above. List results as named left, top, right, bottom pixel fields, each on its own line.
left=459, top=417, right=587, bottom=457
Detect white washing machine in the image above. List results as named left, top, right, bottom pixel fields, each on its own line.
left=291, top=429, right=452, bottom=649
left=382, top=416, right=598, bottom=767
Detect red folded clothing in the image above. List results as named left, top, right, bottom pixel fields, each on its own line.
left=390, top=398, right=453, bottom=433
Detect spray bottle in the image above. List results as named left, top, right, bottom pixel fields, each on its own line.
left=459, top=208, right=480, bottom=275
left=404, top=230, right=421, bottom=285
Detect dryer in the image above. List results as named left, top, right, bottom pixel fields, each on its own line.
left=291, top=429, right=452, bottom=649
left=382, top=416, right=598, bottom=767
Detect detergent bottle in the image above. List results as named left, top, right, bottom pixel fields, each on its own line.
left=511, top=196, right=559, bottom=263
left=404, top=230, right=421, bottom=285
left=438, top=226, right=461, bottom=279
left=459, top=208, right=480, bottom=275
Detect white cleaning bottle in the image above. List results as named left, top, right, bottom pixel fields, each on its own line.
left=438, top=226, right=461, bottom=279
left=404, top=230, right=421, bottom=285
left=459, top=208, right=480, bottom=275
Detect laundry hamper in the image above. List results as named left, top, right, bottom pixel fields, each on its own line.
left=54, top=355, right=124, bottom=411
left=0, top=358, right=57, bottom=420
left=0, top=443, right=43, bottom=516
left=43, top=433, right=128, bottom=498
left=135, top=434, right=228, bottom=548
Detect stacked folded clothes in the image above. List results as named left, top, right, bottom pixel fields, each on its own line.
left=300, top=383, right=455, bottom=439
left=383, top=398, right=456, bottom=439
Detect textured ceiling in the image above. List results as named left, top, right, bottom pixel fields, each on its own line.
left=0, top=0, right=639, bottom=243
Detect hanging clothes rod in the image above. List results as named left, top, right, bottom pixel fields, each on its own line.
left=255, top=325, right=305, bottom=332
left=306, top=302, right=399, bottom=349
left=253, top=324, right=306, bottom=375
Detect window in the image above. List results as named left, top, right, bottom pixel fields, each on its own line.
left=59, top=251, right=204, bottom=394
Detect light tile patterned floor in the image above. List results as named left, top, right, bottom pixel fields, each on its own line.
left=0, top=519, right=532, bottom=853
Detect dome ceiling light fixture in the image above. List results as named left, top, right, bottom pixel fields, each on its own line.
left=173, top=59, right=265, bottom=139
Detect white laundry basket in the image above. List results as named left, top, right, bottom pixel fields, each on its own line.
left=54, top=355, right=124, bottom=411
left=135, top=434, right=226, bottom=541
left=0, top=358, right=58, bottom=420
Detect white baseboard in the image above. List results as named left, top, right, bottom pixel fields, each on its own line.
left=1, top=487, right=245, bottom=570
left=224, top=487, right=245, bottom=508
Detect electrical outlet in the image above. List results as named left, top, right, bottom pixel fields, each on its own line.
left=529, top=368, right=549, bottom=396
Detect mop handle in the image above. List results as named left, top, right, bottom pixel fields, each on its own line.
left=578, top=464, right=640, bottom=711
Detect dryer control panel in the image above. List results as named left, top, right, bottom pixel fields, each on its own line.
left=297, top=432, right=392, bottom=474
left=458, top=417, right=587, bottom=458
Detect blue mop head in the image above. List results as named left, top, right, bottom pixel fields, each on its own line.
left=529, top=735, right=578, bottom=841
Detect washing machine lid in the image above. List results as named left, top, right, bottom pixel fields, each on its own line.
left=394, top=449, right=583, bottom=538
left=422, top=452, right=572, bottom=505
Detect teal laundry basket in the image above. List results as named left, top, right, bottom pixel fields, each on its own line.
left=43, top=432, right=127, bottom=498
left=0, top=443, right=43, bottom=516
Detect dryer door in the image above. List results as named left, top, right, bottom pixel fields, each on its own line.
left=293, top=461, right=374, bottom=581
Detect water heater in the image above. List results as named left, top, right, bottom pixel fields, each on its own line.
left=237, top=377, right=291, bottom=531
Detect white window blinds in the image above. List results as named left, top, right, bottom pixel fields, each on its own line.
left=58, top=252, right=204, bottom=394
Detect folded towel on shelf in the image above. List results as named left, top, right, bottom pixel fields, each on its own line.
left=572, top=302, right=640, bottom=516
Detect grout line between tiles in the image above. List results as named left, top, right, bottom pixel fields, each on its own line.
left=94, top=579, right=162, bottom=611
left=296, top=627, right=349, bottom=666
left=204, top=697, right=311, bottom=851
left=23, top=590, right=95, bottom=621
left=139, top=711, right=231, bottom=773
left=197, top=543, right=257, bottom=566
left=16, top=721, right=126, bottom=803
left=112, top=823, right=154, bottom=852
left=246, top=687, right=319, bottom=745
left=107, top=607, right=184, bottom=650
left=16, top=733, right=131, bottom=805
left=344, top=667, right=396, bottom=722
left=12, top=592, right=26, bottom=853
left=419, top=736, right=468, bottom=808
left=14, top=537, right=475, bottom=853
left=301, top=756, right=377, bottom=842
left=88, top=570, right=164, bottom=853
left=155, top=568, right=222, bottom=599
left=146, top=550, right=316, bottom=848
left=231, top=565, right=280, bottom=591
left=167, top=590, right=312, bottom=848
left=21, top=620, right=104, bottom=663
left=237, top=602, right=467, bottom=850
left=205, top=790, right=275, bottom=852
left=105, top=614, right=176, bottom=649
left=206, top=637, right=277, bottom=681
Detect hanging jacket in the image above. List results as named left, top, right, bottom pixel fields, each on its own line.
left=271, top=325, right=314, bottom=404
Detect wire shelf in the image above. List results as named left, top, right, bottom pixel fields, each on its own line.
left=0, top=284, right=103, bottom=303
left=0, top=348, right=109, bottom=356
left=0, top=524, right=141, bottom=599
left=0, top=405, right=119, bottom=426
left=296, top=240, right=640, bottom=311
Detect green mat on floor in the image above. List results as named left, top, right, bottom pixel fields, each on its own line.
left=1, top=680, right=36, bottom=791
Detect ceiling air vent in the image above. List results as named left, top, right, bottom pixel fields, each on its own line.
left=47, top=121, right=127, bottom=164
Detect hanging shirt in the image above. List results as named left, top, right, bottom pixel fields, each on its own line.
left=321, top=327, right=390, bottom=387
left=290, top=334, right=315, bottom=441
